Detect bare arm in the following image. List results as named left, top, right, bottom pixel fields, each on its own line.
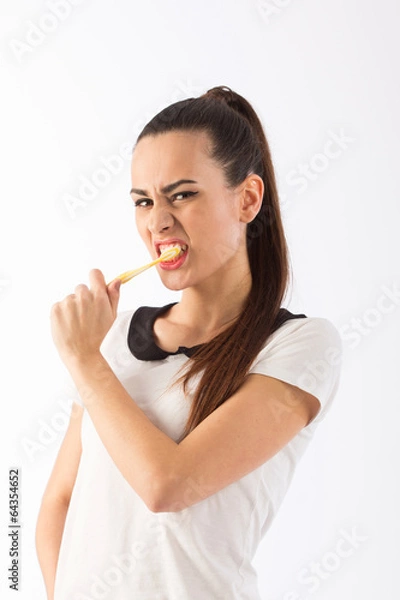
left=49, top=270, right=324, bottom=515
left=35, top=402, right=83, bottom=600
left=65, top=354, right=320, bottom=513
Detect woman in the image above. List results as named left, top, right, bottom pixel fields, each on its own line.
left=36, top=86, right=342, bottom=600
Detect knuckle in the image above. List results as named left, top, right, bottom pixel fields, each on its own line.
left=50, top=302, right=59, bottom=315
left=74, top=284, right=88, bottom=294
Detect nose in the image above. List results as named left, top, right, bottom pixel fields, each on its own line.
left=147, top=202, right=175, bottom=235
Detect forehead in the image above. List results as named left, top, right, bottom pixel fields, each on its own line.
left=130, top=130, right=216, bottom=181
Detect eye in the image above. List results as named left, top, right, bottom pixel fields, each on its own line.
left=171, top=191, right=198, bottom=201
left=133, top=191, right=198, bottom=208
left=134, top=198, right=153, bottom=208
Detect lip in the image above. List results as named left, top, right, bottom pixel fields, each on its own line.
left=152, top=238, right=189, bottom=271
left=159, top=248, right=188, bottom=270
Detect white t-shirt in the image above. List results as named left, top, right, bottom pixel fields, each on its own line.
left=53, top=305, right=343, bottom=600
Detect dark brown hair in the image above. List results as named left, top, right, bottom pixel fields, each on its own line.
left=135, top=86, right=292, bottom=440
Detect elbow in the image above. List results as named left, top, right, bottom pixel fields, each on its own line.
left=144, top=473, right=189, bottom=514
left=139, top=471, right=170, bottom=513
left=144, top=483, right=167, bottom=513
left=146, top=496, right=170, bottom=514
left=145, top=485, right=178, bottom=514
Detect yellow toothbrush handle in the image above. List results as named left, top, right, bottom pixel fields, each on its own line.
left=110, top=259, right=160, bottom=285
left=107, top=247, right=181, bottom=286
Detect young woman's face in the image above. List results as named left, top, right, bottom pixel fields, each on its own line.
left=130, top=130, right=252, bottom=291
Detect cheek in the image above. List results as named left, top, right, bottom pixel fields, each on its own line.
left=212, top=234, right=241, bottom=264
left=198, top=223, right=241, bottom=266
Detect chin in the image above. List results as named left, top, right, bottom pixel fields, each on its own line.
left=163, top=283, right=186, bottom=292
left=158, top=274, right=186, bottom=292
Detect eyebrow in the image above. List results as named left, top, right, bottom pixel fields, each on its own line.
left=129, top=179, right=198, bottom=197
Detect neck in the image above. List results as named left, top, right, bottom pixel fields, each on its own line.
left=176, top=256, right=252, bottom=336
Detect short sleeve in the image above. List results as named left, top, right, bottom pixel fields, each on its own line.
left=248, top=317, right=343, bottom=426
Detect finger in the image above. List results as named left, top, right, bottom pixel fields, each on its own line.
left=50, top=301, right=62, bottom=319
left=74, top=283, right=90, bottom=295
left=88, top=268, right=106, bottom=293
left=107, top=278, right=121, bottom=315
left=63, top=293, right=78, bottom=306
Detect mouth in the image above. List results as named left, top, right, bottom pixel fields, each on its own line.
left=155, top=241, right=189, bottom=270
left=156, top=242, right=188, bottom=260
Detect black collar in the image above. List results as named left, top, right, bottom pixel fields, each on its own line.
left=127, top=302, right=307, bottom=361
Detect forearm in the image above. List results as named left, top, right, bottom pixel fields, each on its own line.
left=35, top=497, right=69, bottom=600
left=67, top=353, right=179, bottom=510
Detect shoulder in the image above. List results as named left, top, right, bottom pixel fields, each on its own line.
left=253, top=314, right=343, bottom=377
left=262, top=313, right=342, bottom=355
left=249, top=314, right=343, bottom=425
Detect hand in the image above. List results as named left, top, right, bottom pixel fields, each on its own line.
left=50, top=269, right=121, bottom=366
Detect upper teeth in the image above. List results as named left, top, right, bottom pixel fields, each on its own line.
left=159, top=243, right=187, bottom=255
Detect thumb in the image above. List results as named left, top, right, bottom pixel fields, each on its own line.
left=107, top=278, right=121, bottom=315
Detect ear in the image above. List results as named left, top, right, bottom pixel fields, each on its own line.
left=238, top=174, right=264, bottom=224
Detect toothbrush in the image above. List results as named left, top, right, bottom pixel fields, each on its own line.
left=107, top=246, right=181, bottom=286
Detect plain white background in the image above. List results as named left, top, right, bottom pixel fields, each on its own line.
left=0, top=0, right=399, bottom=598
